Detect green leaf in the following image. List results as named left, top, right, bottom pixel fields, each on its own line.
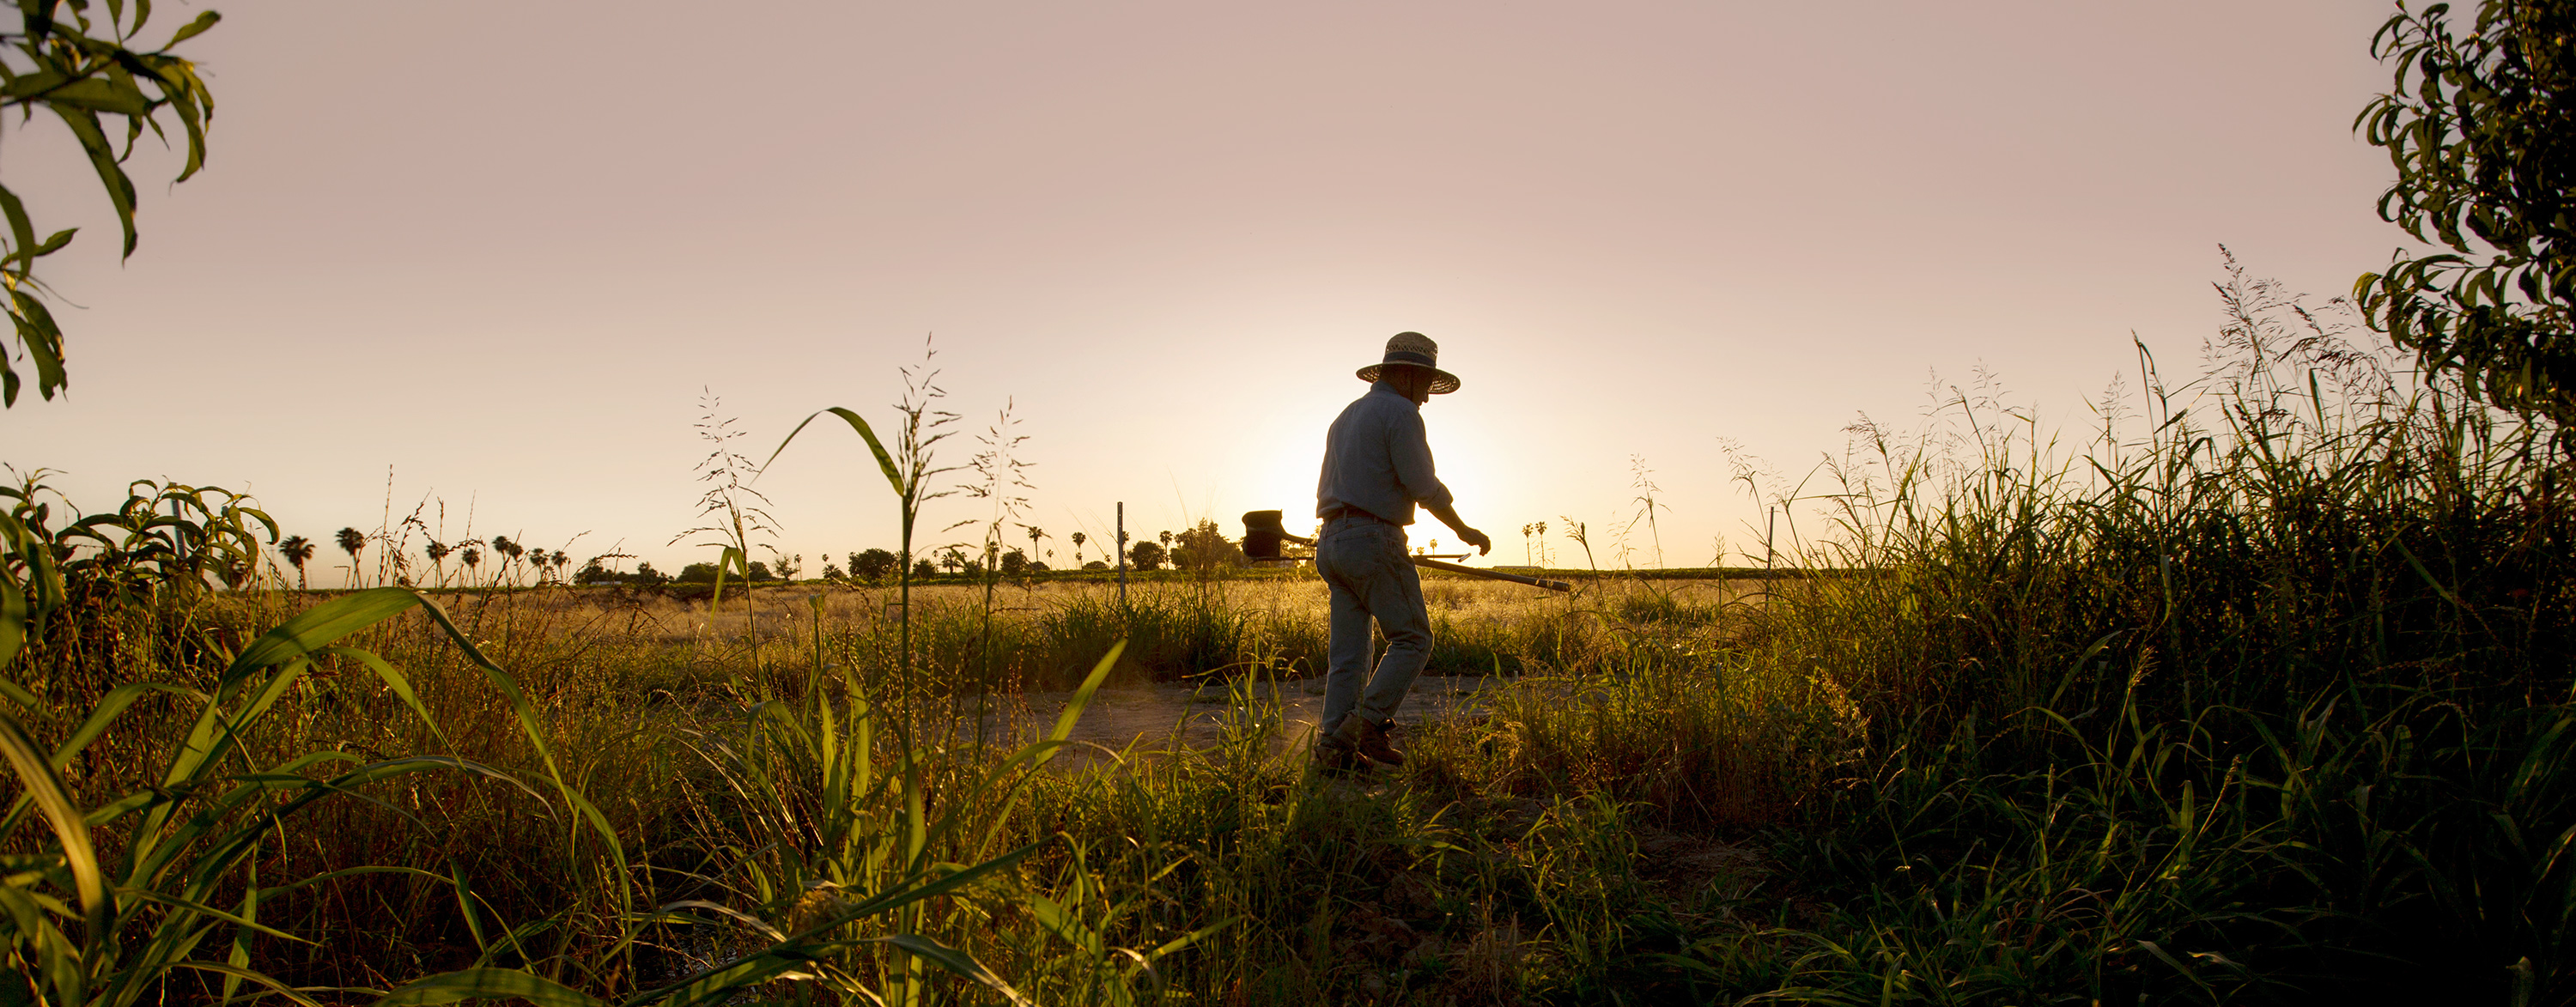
left=1049, top=639, right=1123, bottom=745
left=0, top=567, right=24, bottom=670
left=226, top=587, right=420, bottom=680
left=877, top=932, right=1036, bottom=1006
left=156, top=961, right=331, bottom=1007
left=0, top=883, right=82, bottom=1001
left=0, top=70, right=72, bottom=102
left=769, top=407, right=905, bottom=498
left=404, top=593, right=635, bottom=910
left=1146, top=914, right=1242, bottom=961
left=165, top=9, right=217, bottom=45
left=10, top=288, right=68, bottom=399
left=47, top=105, right=138, bottom=258
left=0, top=669, right=37, bottom=713
left=0, top=183, right=39, bottom=273
left=46, top=680, right=193, bottom=768
left=816, top=840, right=1042, bottom=927
left=632, top=953, right=817, bottom=1007
left=1026, top=894, right=1099, bottom=952
left=114, top=885, right=311, bottom=945
left=959, top=640, right=1127, bottom=859
left=374, top=968, right=605, bottom=1007
left=315, top=645, right=453, bottom=749
left=0, top=708, right=108, bottom=958
left=42, top=76, right=153, bottom=116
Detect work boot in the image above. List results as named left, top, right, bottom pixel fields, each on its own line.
left=1333, top=716, right=1405, bottom=767
left=1311, top=736, right=1368, bottom=778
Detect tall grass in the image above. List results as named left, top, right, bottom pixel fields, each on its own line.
left=1704, top=267, right=2576, bottom=1003
left=10, top=265, right=2575, bottom=1002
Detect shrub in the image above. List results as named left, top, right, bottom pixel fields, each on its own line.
left=852, top=548, right=898, bottom=584
left=1170, top=518, right=1242, bottom=572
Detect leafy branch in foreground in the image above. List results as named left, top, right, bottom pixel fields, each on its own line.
left=2355, top=0, right=2575, bottom=426
left=0, top=0, right=221, bottom=406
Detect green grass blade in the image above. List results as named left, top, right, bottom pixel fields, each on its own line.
left=224, top=586, right=420, bottom=684
left=1049, top=640, right=1123, bottom=746
left=113, top=885, right=310, bottom=945
left=315, top=646, right=453, bottom=750
left=48, top=682, right=195, bottom=770
left=961, top=640, right=1127, bottom=858
left=1145, top=914, right=1242, bottom=962
left=0, top=557, right=26, bottom=670
left=768, top=407, right=905, bottom=497
left=0, top=869, right=84, bottom=1000
left=374, top=968, right=606, bottom=1007
left=404, top=591, right=636, bottom=922
left=157, top=961, right=332, bottom=1007
left=874, top=933, right=1036, bottom=1007
left=0, top=707, right=106, bottom=961
left=822, top=840, right=1042, bottom=925
left=628, top=953, right=817, bottom=1007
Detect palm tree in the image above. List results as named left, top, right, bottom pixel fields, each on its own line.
left=1024, top=525, right=1048, bottom=571
left=1069, top=531, right=1087, bottom=567
left=277, top=535, right=316, bottom=591
left=334, top=527, right=367, bottom=587
left=491, top=535, right=526, bottom=584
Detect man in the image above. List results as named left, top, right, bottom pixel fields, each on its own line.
left=1313, top=331, right=1492, bottom=773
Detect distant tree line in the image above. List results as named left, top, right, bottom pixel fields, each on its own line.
left=553, top=519, right=1264, bottom=590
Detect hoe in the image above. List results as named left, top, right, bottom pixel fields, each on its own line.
left=1241, top=510, right=1571, bottom=592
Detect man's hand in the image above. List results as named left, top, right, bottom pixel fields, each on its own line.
left=1426, top=502, right=1491, bottom=555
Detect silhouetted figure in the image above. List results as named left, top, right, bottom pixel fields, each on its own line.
left=1312, top=332, right=1492, bottom=773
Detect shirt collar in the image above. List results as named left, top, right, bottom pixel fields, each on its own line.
left=1368, top=380, right=1419, bottom=409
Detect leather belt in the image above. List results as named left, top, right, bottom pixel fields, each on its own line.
left=1320, top=506, right=1391, bottom=525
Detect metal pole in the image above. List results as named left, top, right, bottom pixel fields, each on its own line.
left=1115, top=501, right=1127, bottom=606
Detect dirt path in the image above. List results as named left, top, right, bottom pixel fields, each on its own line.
left=950, top=675, right=1508, bottom=761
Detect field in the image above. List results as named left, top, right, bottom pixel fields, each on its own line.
left=9, top=298, right=2576, bottom=1004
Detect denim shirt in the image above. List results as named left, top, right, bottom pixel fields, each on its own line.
left=1315, top=381, right=1453, bottom=525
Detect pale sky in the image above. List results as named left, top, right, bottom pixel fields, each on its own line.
left=3, top=1, right=2408, bottom=577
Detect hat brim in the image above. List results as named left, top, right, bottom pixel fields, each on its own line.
left=1358, top=362, right=1461, bottom=394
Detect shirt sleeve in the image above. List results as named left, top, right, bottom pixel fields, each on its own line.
left=1387, top=408, right=1453, bottom=510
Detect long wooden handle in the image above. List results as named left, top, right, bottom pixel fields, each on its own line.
left=1412, top=556, right=1571, bottom=592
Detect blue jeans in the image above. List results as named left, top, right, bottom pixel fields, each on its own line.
left=1315, top=517, right=1431, bottom=736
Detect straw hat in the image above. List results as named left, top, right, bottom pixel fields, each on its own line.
left=1355, top=331, right=1461, bottom=394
